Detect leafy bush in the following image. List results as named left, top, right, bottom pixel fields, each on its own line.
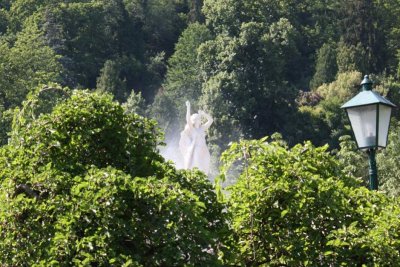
left=2, top=89, right=400, bottom=266
left=10, top=90, right=163, bottom=177
left=0, top=90, right=227, bottom=266
left=219, top=137, right=400, bottom=266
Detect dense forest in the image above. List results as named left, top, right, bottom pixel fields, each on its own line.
left=1, top=0, right=400, bottom=265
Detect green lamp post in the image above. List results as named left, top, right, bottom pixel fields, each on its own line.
left=341, top=75, right=396, bottom=190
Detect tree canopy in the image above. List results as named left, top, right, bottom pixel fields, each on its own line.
left=0, top=91, right=227, bottom=265
left=219, top=136, right=400, bottom=266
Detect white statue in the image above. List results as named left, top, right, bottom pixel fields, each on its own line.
left=179, top=101, right=213, bottom=174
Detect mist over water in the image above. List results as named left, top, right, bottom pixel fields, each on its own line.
left=159, top=130, right=184, bottom=170
left=159, top=128, right=218, bottom=182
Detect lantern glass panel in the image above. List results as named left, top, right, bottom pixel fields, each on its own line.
left=347, top=105, right=377, bottom=148
left=378, top=104, right=392, bottom=147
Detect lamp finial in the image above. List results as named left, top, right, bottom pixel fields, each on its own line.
left=361, top=75, right=373, bottom=91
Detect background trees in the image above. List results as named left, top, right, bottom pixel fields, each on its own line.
left=0, top=0, right=399, bottom=150
left=149, top=22, right=212, bottom=140
left=0, top=21, right=62, bottom=109
left=198, top=18, right=299, bottom=147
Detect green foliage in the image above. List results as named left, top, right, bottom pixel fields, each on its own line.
left=164, top=22, right=212, bottom=110
left=3, top=0, right=194, bottom=102
left=220, top=137, right=400, bottom=266
left=123, top=90, right=147, bottom=117
left=0, top=107, right=13, bottom=145
left=11, top=90, right=163, bottom=177
left=49, top=1, right=140, bottom=88
left=376, top=75, right=400, bottom=118
left=149, top=92, right=179, bottom=138
left=203, top=0, right=280, bottom=35
left=0, top=164, right=225, bottom=265
left=0, top=90, right=227, bottom=265
left=376, top=121, right=400, bottom=196
left=7, top=0, right=43, bottom=30
left=96, top=57, right=136, bottom=103
left=137, top=0, right=188, bottom=56
left=338, top=0, right=386, bottom=74
left=152, top=22, right=212, bottom=134
left=299, top=71, right=362, bottom=148
left=0, top=8, right=8, bottom=33
left=325, top=196, right=400, bottom=265
left=309, top=72, right=396, bottom=149
left=0, top=21, right=62, bottom=109
left=336, top=41, right=368, bottom=74
left=314, top=71, right=361, bottom=101
left=2, top=1, right=400, bottom=264
left=198, top=17, right=299, bottom=146
left=0, top=83, right=70, bottom=146
left=310, top=42, right=338, bottom=89
left=188, top=0, right=204, bottom=23
left=198, top=0, right=400, bottom=148
left=337, top=121, right=400, bottom=197
left=141, top=52, right=167, bottom=100
left=336, top=135, right=368, bottom=182
left=294, top=105, right=331, bottom=146
left=2, top=0, right=400, bottom=151
left=20, top=84, right=71, bottom=120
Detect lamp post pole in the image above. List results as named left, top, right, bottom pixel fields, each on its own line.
left=367, top=148, right=378, bottom=190
left=363, top=77, right=378, bottom=190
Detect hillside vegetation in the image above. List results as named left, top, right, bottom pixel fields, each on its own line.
left=1, top=0, right=400, bottom=265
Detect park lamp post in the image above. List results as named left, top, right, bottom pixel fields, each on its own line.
left=341, top=75, right=396, bottom=190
